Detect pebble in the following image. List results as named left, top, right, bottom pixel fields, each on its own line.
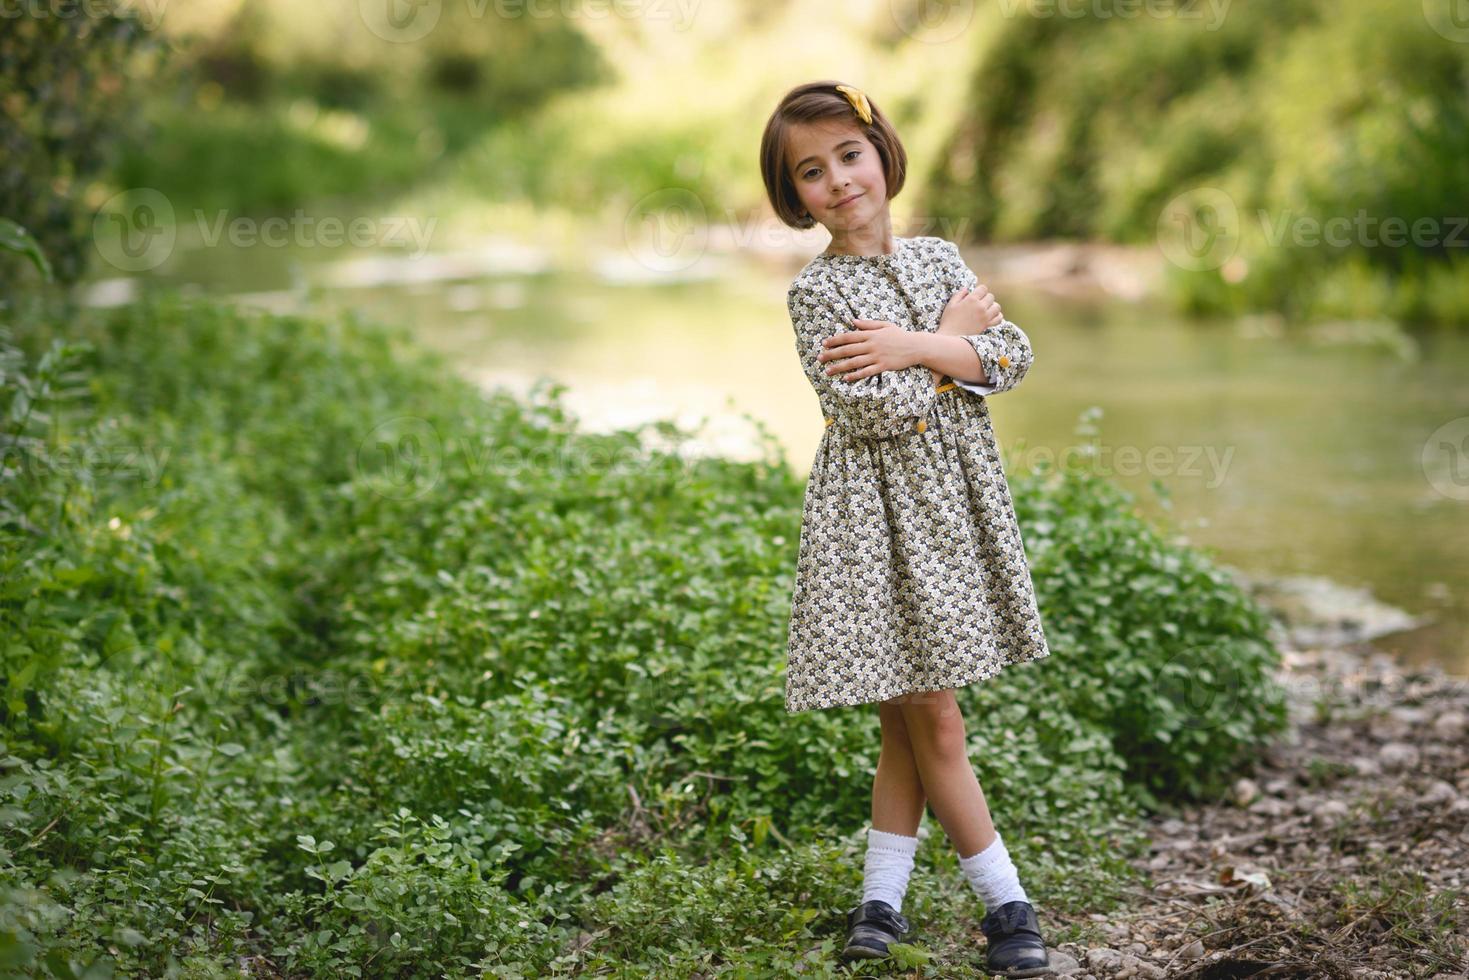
left=1086, top=947, right=1123, bottom=970
left=1391, top=706, right=1433, bottom=726
left=1233, top=777, right=1260, bottom=807
left=1116, top=952, right=1165, bottom=979
left=1313, top=799, right=1351, bottom=825
left=1263, top=776, right=1293, bottom=796
left=1420, top=780, right=1459, bottom=806
left=1177, top=939, right=1205, bottom=961
left=1433, top=710, right=1467, bottom=740
left=1378, top=741, right=1421, bottom=772
left=1247, top=796, right=1291, bottom=817
left=1370, top=714, right=1410, bottom=740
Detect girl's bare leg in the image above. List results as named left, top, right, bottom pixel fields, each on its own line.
left=893, top=689, right=997, bottom=858
left=873, top=697, right=927, bottom=835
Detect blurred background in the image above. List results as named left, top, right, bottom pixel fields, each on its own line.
left=10, top=0, right=1467, bottom=672
left=2, top=0, right=1468, bottom=973
left=18, top=0, right=1459, bottom=671
left=2, top=1, right=1469, bottom=975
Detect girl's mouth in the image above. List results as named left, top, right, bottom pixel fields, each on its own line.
left=833, top=192, right=863, bottom=210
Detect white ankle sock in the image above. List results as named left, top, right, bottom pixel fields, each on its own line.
left=861, top=827, right=920, bottom=914
left=957, top=831, right=1030, bottom=911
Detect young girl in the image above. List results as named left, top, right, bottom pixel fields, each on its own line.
left=758, top=81, right=1055, bottom=977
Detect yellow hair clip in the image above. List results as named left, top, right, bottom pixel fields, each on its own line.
left=835, top=84, right=873, bottom=126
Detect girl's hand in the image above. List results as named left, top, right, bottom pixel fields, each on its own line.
left=817, top=319, right=922, bottom=382
left=936, top=285, right=1004, bottom=336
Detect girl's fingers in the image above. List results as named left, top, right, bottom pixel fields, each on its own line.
left=828, top=354, right=877, bottom=377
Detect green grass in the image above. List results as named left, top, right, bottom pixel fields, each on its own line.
left=1, top=292, right=1288, bottom=975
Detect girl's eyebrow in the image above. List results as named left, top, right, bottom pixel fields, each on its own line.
left=794, top=139, right=862, bottom=171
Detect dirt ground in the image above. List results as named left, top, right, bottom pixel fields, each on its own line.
left=1045, top=635, right=1469, bottom=979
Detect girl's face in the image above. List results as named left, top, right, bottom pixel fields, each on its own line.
left=785, top=119, right=888, bottom=234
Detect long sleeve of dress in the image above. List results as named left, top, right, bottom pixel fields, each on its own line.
left=940, top=241, right=1035, bottom=397
left=788, top=282, right=937, bottom=440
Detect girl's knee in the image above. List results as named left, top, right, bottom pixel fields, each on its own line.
left=878, top=699, right=912, bottom=744
left=896, top=692, right=968, bottom=755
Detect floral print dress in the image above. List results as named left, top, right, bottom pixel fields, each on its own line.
left=783, top=235, right=1051, bottom=713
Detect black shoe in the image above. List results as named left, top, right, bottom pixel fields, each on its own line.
left=978, top=900, right=1053, bottom=977
left=839, top=899, right=911, bottom=961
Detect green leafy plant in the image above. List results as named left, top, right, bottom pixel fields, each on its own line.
left=0, top=294, right=1291, bottom=974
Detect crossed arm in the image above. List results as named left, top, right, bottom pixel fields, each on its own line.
left=917, top=323, right=998, bottom=386
left=812, top=295, right=1031, bottom=396
left=789, top=286, right=1035, bottom=440
left=787, top=240, right=1036, bottom=440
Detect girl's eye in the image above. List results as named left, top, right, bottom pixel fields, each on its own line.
left=802, top=150, right=861, bottom=181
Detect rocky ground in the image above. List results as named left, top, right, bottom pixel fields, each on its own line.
left=1043, top=574, right=1469, bottom=980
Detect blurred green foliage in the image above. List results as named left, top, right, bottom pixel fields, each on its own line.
left=0, top=4, right=163, bottom=289
left=112, top=1, right=611, bottom=217
left=1, top=293, right=1288, bottom=973
left=926, top=0, right=1469, bottom=324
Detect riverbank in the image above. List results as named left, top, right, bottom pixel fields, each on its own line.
left=1039, top=587, right=1468, bottom=979
left=732, top=222, right=1164, bottom=304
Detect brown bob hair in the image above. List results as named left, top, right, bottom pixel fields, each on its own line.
left=759, top=80, right=908, bottom=231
